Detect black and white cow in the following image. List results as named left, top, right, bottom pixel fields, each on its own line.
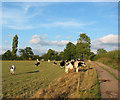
left=35, top=62, right=40, bottom=66
left=35, top=59, right=40, bottom=66
left=78, top=61, right=87, bottom=68
left=10, top=65, right=16, bottom=74
left=64, top=59, right=87, bottom=73
left=60, top=60, right=65, bottom=66
left=74, top=60, right=87, bottom=72
left=53, top=62, right=57, bottom=66
left=65, top=61, right=74, bottom=73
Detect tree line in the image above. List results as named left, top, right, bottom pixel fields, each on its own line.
left=1, top=34, right=108, bottom=61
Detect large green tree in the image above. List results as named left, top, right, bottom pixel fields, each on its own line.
left=59, top=51, right=65, bottom=60
left=41, top=49, right=60, bottom=61
left=47, top=49, right=59, bottom=60
left=76, top=33, right=91, bottom=59
left=19, top=47, right=34, bottom=60
left=12, top=35, right=18, bottom=57
left=64, top=42, right=76, bottom=60
left=2, top=50, right=12, bottom=60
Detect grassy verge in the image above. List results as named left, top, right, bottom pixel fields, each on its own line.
left=96, top=57, right=120, bottom=71
left=96, top=63, right=120, bottom=82
left=78, top=61, right=101, bottom=98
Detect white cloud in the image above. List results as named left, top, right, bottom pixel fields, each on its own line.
left=40, top=21, right=96, bottom=28
left=2, top=3, right=96, bottom=30
left=0, top=50, right=6, bottom=54
left=91, top=49, right=97, bottom=54
left=33, top=48, right=48, bottom=55
left=56, top=35, right=60, bottom=39
left=55, top=40, right=69, bottom=46
left=54, top=21, right=81, bottom=27
left=2, top=3, right=44, bottom=30
left=0, top=47, right=7, bottom=54
left=40, top=34, right=48, bottom=39
left=30, top=37, right=41, bottom=44
left=30, top=34, right=69, bottom=47
left=0, top=45, right=11, bottom=54
left=8, top=25, right=35, bottom=30
left=30, top=34, right=48, bottom=44
left=40, top=40, right=69, bottom=47
left=4, top=40, right=8, bottom=44
left=91, top=34, right=119, bottom=52
left=32, top=34, right=40, bottom=38
left=8, top=34, right=14, bottom=38
left=72, top=41, right=77, bottom=45
left=66, top=35, right=72, bottom=39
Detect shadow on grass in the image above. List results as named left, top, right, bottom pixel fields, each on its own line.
left=91, top=79, right=109, bottom=89
left=79, top=67, right=93, bottom=72
left=26, top=70, right=39, bottom=73
left=79, top=69, right=88, bottom=72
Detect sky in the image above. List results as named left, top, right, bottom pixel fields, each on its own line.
left=1, top=2, right=119, bottom=55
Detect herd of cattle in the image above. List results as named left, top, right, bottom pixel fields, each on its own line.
left=10, top=59, right=87, bottom=74
left=53, top=59, right=87, bottom=73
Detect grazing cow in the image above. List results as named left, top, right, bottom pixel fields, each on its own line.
left=41, top=59, right=44, bottom=61
left=35, top=59, right=40, bottom=66
left=66, top=60, right=68, bottom=62
left=53, top=62, right=57, bottom=66
left=65, top=62, right=74, bottom=73
left=60, top=60, right=65, bottom=68
left=60, top=60, right=65, bottom=66
left=78, top=61, right=87, bottom=68
left=37, top=59, right=39, bottom=62
left=66, top=59, right=71, bottom=63
left=35, top=62, right=40, bottom=66
left=71, top=61, right=74, bottom=66
left=10, top=65, right=16, bottom=74
left=48, top=59, right=50, bottom=62
left=74, top=60, right=86, bottom=72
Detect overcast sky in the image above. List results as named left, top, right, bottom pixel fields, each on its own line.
left=1, top=2, right=119, bottom=55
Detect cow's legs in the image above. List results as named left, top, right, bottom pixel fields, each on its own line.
left=76, top=67, right=79, bottom=72
left=65, top=68, right=68, bottom=73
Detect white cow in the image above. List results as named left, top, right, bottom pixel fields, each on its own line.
left=65, top=62, right=74, bottom=73
left=48, top=59, right=50, bottom=62
left=35, top=59, right=40, bottom=66
left=10, top=65, right=16, bottom=74
left=37, top=59, right=40, bottom=62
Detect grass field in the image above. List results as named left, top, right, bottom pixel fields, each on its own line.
left=2, top=61, right=64, bottom=98
left=2, top=61, right=100, bottom=98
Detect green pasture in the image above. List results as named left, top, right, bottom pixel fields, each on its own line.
left=2, top=61, right=64, bottom=98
